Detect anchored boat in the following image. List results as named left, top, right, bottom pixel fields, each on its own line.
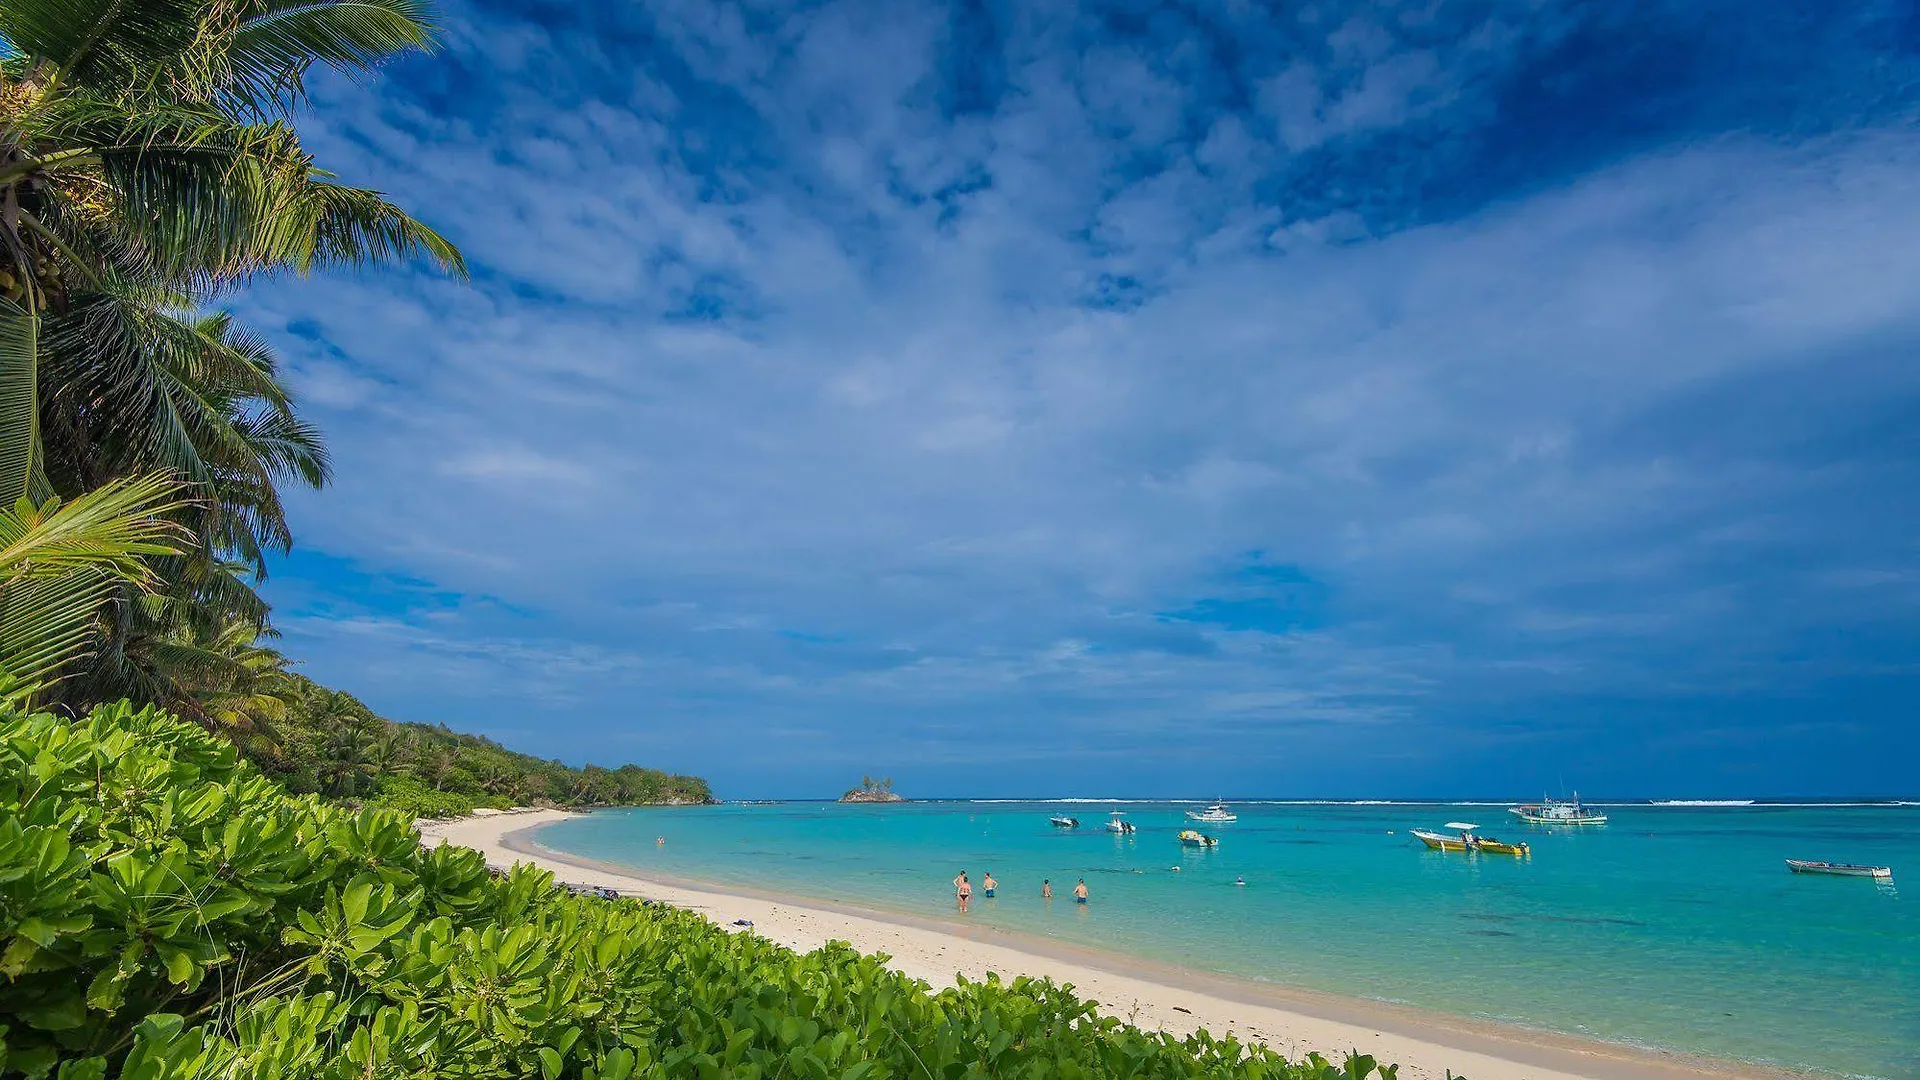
left=1185, top=802, right=1238, bottom=824
left=1177, top=829, right=1219, bottom=848
left=1049, top=815, right=1080, bottom=828
left=1509, top=794, right=1608, bottom=826
left=1786, top=860, right=1891, bottom=879
left=1104, top=811, right=1136, bottom=834
left=1411, top=822, right=1531, bottom=857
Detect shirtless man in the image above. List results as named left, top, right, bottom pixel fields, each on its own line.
left=1073, top=879, right=1089, bottom=904
left=981, top=871, right=997, bottom=898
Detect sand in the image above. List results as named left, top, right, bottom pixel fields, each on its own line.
left=418, top=810, right=1788, bottom=1080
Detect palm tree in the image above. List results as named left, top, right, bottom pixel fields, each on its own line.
left=303, top=686, right=381, bottom=797
left=0, top=0, right=463, bottom=502
left=0, top=0, right=464, bottom=696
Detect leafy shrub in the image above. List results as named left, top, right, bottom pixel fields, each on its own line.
left=0, top=701, right=1431, bottom=1080
left=365, top=775, right=491, bottom=819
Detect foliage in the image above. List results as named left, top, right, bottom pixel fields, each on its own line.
left=364, top=774, right=501, bottom=819
left=0, top=701, right=1428, bottom=1080
left=0, top=473, right=186, bottom=702
left=0, top=0, right=463, bottom=704
left=247, top=675, right=713, bottom=813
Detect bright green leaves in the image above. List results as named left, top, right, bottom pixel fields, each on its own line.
left=280, top=878, right=420, bottom=978
left=0, top=700, right=1452, bottom=1080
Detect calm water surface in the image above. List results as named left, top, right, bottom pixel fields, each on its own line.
left=536, top=802, right=1919, bottom=1080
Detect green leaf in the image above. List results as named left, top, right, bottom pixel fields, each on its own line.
left=0, top=299, right=39, bottom=506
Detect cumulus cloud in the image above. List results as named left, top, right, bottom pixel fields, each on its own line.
left=245, top=0, right=1920, bottom=796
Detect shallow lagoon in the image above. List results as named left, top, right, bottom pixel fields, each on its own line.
left=540, top=801, right=1918, bottom=1080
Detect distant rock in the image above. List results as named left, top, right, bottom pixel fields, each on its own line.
left=840, top=776, right=903, bottom=803
left=838, top=788, right=905, bottom=803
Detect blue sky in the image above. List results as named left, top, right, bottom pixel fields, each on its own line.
left=246, top=0, right=1920, bottom=798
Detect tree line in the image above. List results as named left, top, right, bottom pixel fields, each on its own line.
left=251, top=674, right=712, bottom=816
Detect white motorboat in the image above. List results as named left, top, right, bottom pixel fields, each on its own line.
left=1104, top=811, right=1136, bottom=834
left=1185, top=802, right=1237, bottom=824
left=1049, top=815, right=1080, bottom=828
left=1509, top=793, right=1608, bottom=826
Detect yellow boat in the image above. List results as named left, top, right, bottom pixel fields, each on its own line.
left=1411, top=823, right=1530, bottom=857
left=1177, top=829, right=1219, bottom=848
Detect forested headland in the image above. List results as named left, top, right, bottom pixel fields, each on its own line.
left=252, top=675, right=714, bottom=817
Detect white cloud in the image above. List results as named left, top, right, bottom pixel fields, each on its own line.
left=243, top=0, right=1920, bottom=793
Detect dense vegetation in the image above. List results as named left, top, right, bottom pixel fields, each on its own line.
left=1, top=701, right=1417, bottom=1080
left=242, top=674, right=712, bottom=817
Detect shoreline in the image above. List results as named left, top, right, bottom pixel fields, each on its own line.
left=419, top=809, right=1804, bottom=1080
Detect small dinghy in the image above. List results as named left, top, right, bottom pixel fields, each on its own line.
left=1786, top=860, right=1891, bottom=879
left=1050, top=815, right=1080, bottom=828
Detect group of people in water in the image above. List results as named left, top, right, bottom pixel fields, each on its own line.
left=953, top=870, right=1087, bottom=911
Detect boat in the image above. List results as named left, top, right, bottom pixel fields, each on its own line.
left=1509, top=793, right=1607, bottom=826
left=1411, top=823, right=1530, bottom=857
left=1177, top=829, right=1219, bottom=848
left=1185, top=802, right=1238, bottom=823
left=1786, top=860, right=1892, bottom=879
left=1104, top=811, right=1136, bottom=834
left=1049, top=815, right=1079, bottom=828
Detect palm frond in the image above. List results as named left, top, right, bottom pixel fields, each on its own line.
left=0, top=0, right=201, bottom=93
left=220, top=0, right=439, bottom=114
left=0, top=471, right=186, bottom=699
left=0, top=471, right=189, bottom=581
left=273, top=176, right=467, bottom=277
left=0, top=298, right=40, bottom=505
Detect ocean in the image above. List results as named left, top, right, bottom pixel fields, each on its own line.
left=533, top=801, right=1918, bottom=1080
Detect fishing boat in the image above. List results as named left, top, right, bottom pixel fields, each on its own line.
left=1185, top=802, right=1238, bottom=824
left=1509, top=793, right=1607, bottom=826
left=1177, top=829, right=1219, bottom=848
left=1786, top=860, right=1892, bottom=879
left=1104, top=811, right=1136, bottom=834
left=1411, top=823, right=1531, bottom=857
left=1049, top=815, right=1080, bottom=828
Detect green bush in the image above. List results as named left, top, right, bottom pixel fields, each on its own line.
left=365, top=776, right=490, bottom=819
left=0, top=701, right=1428, bottom=1080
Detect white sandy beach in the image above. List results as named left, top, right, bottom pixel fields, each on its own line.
left=419, top=810, right=1783, bottom=1080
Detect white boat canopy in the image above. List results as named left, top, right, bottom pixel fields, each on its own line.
left=1444, top=822, right=1480, bottom=831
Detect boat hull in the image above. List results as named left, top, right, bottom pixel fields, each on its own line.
left=1412, top=829, right=1530, bottom=857
left=1787, top=860, right=1891, bottom=878
left=1509, top=807, right=1608, bottom=826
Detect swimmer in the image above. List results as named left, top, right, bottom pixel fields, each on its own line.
left=982, top=871, right=997, bottom=898
left=1073, top=878, right=1089, bottom=904
left=1235, top=876, right=1246, bottom=886
left=655, top=836, right=665, bottom=845
left=1041, top=879, right=1052, bottom=899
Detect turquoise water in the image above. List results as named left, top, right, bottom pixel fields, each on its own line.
left=536, top=801, right=1919, bottom=1079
